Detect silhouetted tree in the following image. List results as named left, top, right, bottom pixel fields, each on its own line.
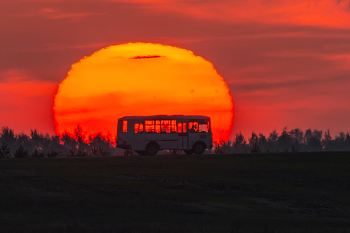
left=249, top=132, right=258, bottom=147
left=0, top=143, right=11, bottom=159
left=234, top=132, right=247, bottom=153
left=74, top=125, right=90, bottom=153
left=304, top=129, right=323, bottom=151
left=322, top=129, right=333, bottom=151
left=278, top=127, right=292, bottom=152
left=89, top=132, right=113, bottom=156
left=335, top=132, right=348, bottom=151
left=16, top=133, right=34, bottom=156
left=290, top=128, right=303, bottom=151
left=61, top=131, right=77, bottom=153
left=14, top=145, right=28, bottom=158
left=346, top=133, right=350, bottom=151
left=258, top=133, right=268, bottom=152
left=0, top=127, right=16, bottom=156
left=31, top=148, right=45, bottom=158
left=268, top=130, right=278, bottom=152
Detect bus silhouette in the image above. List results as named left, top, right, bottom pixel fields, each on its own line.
left=116, top=115, right=213, bottom=155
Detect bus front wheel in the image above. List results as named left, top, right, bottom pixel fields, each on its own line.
left=193, top=142, right=205, bottom=155
left=146, top=142, right=159, bottom=155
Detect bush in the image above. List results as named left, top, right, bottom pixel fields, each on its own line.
left=14, top=145, right=28, bottom=158
left=0, top=143, right=11, bottom=158
left=31, top=149, right=45, bottom=158
left=46, top=150, right=59, bottom=158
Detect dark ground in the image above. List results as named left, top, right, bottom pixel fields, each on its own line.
left=0, top=152, right=349, bottom=232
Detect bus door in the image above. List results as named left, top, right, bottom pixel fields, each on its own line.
left=177, top=121, right=188, bottom=150
left=133, top=122, right=145, bottom=150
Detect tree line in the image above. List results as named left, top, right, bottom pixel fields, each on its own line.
left=217, top=128, right=350, bottom=154
left=1, top=126, right=350, bottom=158
left=0, top=126, right=122, bottom=158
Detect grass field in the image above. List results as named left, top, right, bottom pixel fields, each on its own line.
left=1, top=152, right=350, bottom=232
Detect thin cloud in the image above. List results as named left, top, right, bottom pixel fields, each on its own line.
left=11, top=7, right=103, bottom=20
left=107, top=0, right=350, bottom=28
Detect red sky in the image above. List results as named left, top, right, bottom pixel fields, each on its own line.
left=1, top=0, right=350, bottom=139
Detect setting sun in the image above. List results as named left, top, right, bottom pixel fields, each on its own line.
left=53, top=43, right=234, bottom=141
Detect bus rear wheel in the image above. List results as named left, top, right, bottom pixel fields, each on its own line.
left=193, top=142, right=205, bottom=155
left=146, top=142, right=159, bottom=155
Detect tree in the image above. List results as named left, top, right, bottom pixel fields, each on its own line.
left=290, top=128, right=303, bottom=151
left=0, top=143, right=11, bottom=159
left=268, top=130, right=278, bottom=152
left=234, top=132, right=247, bottom=153
left=278, top=127, right=292, bottom=152
left=322, top=130, right=332, bottom=151
left=74, top=125, right=89, bottom=153
left=16, top=133, right=34, bottom=156
left=0, top=127, right=16, bottom=156
left=14, top=145, right=28, bottom=158
left=305, top=129, right=322, bottom=151
left=258, top=133, right=268, bottom=152
left=249, top=132, right=258, bottom=147
left=61, top=131, right=77, bottom=150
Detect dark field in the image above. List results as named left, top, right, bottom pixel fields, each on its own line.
left=1, top=152, right=350, bottom=232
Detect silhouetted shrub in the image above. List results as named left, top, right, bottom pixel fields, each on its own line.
left=14, top=145, right=28, bottom=158
left=46, top=150, right=58, bottom=158
left=124, top=149, right=134, bottom=156
left=77, top=149, right=89, bottom=157
left=0, top=143, right=11, bottom=159
left=67, top=147, right=76, bottom=157
left=91, top=146, right=110, bottom=157
left=251, top=145, right=261, bottom=153
left=31, top=149, right=45, bottom=158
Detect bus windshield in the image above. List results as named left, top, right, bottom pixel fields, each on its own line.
left=189, top=120, right=209, bottom=133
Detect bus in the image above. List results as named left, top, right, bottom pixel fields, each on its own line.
left=116, top=115, right=213, bottom=155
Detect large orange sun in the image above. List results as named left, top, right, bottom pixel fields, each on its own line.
left=53, top=43, right=234, bottom=142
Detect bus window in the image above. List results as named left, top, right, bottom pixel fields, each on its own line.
left=161, top=120, right=171, bottom=133
left=171, top=120, right=177, bottom=132
left=189, top=122, right=198, bottom=132
left=134, top=123, right=139, bottom=133
left=140, top=123, right=144, bottom=132
left=134, top=123, right=144, bottom=133
left=123, top=120, right=128, bottom=132
left=155, top=120, right=161, bottom=133
left=199, top=123, right=209, bottom=132
left=145, top=120, right=155, bottom=133
left=178, top=123, right=182, bottom=133
left=183, top=123, right=187, bottom=133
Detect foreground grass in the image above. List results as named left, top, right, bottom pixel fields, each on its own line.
left=0, top=152, right=350, bottom=232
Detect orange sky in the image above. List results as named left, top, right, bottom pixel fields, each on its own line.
left=54, top=43, right=233, bottom=141
left=1, top=0, right=350, bottom=139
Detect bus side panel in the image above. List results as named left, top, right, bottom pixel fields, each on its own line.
left=144, top=133, right=178, bottom=150
left=133, top=133, right=145, bottom=151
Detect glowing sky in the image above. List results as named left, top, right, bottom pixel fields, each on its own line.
left=1, top=0, right=350, bottom=138
left=53, top=43, right=233, bottom=141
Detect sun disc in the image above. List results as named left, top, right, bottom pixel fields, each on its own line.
left=53, top=42, right=234, bottom=142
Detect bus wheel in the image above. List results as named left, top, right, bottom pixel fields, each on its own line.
left=184, top=150, right=193, bottom=155
left=193, top=142, right=205, bottom=155
left=146, top=142, right=159, bottom=155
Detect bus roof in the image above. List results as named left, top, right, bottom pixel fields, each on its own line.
left=118, top=115, right=210, bottom=121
